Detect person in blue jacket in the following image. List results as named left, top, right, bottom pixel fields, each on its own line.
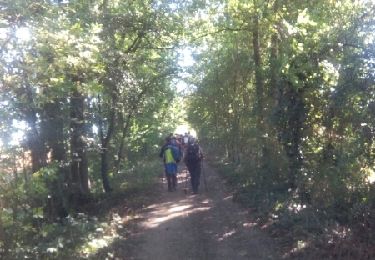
left=160, top=136, right=181, bottom=191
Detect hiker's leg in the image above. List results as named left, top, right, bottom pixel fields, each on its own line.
left=187, top=165, right=194, bottom=189
left=188, top=166, right=194, bottom=190
left=191, top=167, right=199, bottom=193
left=169, top=164, right=177, bottom=191
left=164, top=164, right=169, bottom=190
left=165, top=163, right=176, bottom=192
left=196, top=166, right=201, bottom=189
left=166, top=174, right=172, bottom=191
left=191, top=164, right=202, bottom=193
left=172, top=174, right=177, bottom=191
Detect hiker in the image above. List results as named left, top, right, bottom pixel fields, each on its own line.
left=174, top=134, right=184, bottom=160
left=183, top=132, right=189, bottom=147
left=176, top=133, right=184, bottom=147
left=159, top=133, right=174, bottom=158
left=159, top=136, right=181, bottom=192
left=184, top=137, right=203, bottom=194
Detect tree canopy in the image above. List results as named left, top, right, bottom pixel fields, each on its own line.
left=0, top=0, right=374, bottom=258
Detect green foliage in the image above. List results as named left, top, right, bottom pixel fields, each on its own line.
left=0, top=158, right=161, bottom=259
left=112, top=159, right=161, bottom=192
left=29, top=164, right=58, bottom=199
left=0, top=0, right=374, bottom=257
left=1, top=0, right=188, bottom=256
left=186, top=0, right=375, bottom=255
left=0, top=165, right=59, bottom=258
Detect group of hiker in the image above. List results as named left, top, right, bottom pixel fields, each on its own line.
left=159, top=132, right=203, bottom=194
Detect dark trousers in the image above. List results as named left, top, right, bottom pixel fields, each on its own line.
left=187, top=163, right=201, bottom=193
left=166, top=174, right=177, bottom=191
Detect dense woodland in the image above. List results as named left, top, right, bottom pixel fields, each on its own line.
left=0, top=0, right=374, bottom=259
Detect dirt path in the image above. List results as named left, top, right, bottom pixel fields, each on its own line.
left=105, top=163, right=280, bottom=260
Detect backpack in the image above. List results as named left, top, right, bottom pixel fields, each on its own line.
left=166, top=144, right=181, bottom=163
left=185, top=143, right=200, bottom=163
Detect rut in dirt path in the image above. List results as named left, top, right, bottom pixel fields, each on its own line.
left=120, top=163, right=281, bottom=260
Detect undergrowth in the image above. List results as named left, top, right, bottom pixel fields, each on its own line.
left=0, top=160, right=161, bottom=259
left=211, top=158, right=375, bottom=259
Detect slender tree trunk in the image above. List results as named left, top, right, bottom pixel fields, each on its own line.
left=252, top=6, right=264, bottom=124
left=0, top=206, right=4, bottom=242
left=98, top=94, right=114, bottom=193
left=284, top=85, right=305, bottom=189
left=269, top=1, right=280, bottom=107
left=232, top=49, right=242, bottom=164
left=70, top=87, right=89, bottom=194
left=322, top=105, right=335, bottom=163
left=100, top=148, right=111, bottom=192
left=114, top=89, right=146, bottom=173
left=114, top=114, right=132, bottom=173
left=252, top=3, right=269, bottom=173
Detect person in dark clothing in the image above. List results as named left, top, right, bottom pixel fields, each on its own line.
left=159, top=136, right=170, bottom=158
left=184, top=137, right=203, bottom=194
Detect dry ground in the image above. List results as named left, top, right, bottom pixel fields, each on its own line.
left=96, top=163, right=282, bottom=260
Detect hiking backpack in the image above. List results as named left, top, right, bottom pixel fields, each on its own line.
left=167, top=144, right=181, bottom=163
left=185, top=143, right=201, bottom=163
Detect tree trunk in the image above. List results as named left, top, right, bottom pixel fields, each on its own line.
left=26, top=112, right=46, bottom=173
left=252, top=4, right=270, bottom=173
left=114, top=114, right=132, bottom=173
left=43, top=100, right=66, bottom=162
left=284, top=85, right=305, bottom=189
left=252, top=6, right=264, bottom=124
left=100, top=148, right=112, bottom=192
left=98, top=94, right=114, bottom=193
left=41, top=98, right=69, bottom=217
left=24, top=83, right=46, bottom=173
left=70, top=87, right=89, bottom=195
left=269, top=1, right=280, bottom=107
left=114, top=89, right=146, bottom=173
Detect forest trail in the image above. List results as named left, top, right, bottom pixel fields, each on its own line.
left=114, top=163, right=281, bottom=260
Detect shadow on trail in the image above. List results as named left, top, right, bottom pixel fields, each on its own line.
left=93, top=165, right=280, bottom=260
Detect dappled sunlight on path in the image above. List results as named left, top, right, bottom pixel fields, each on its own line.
left=93, top=164, right=280, bottom=259
left=140, top=195, right=211, bottom=229
left=127, top=164, right=279, bottom=260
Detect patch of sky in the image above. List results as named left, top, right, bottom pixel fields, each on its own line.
left=10, top=120, right=27, bottom=146
left=174, top=47, right=196, bottom=94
